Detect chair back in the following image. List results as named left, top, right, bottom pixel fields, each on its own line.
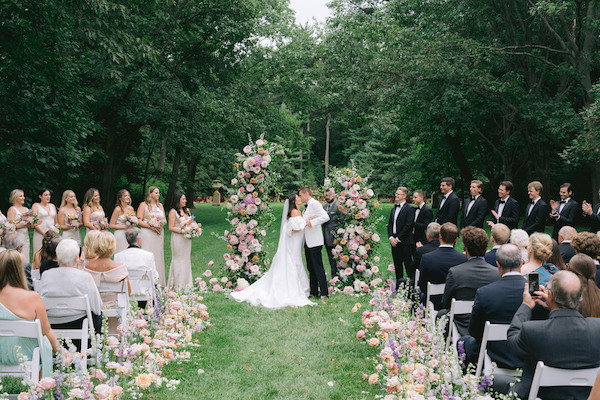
left=426, top=282, right=445, bottom=310
left=98, top=280, right=130, bottom=321
left=528, top=361, right=600, bottom=400
left=475, top=322, right=520, bottom=377
left=445, top=299, right=474, bottom=352
left=0, top=319, right=43, bottom=384
left=414, top=269, right=420, bottom=291
left=126, top=268, right=156, bottom=307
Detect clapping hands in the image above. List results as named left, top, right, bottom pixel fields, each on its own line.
left=583, top=200, right=594, bottom=215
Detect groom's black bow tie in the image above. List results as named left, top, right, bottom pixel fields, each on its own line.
left=304, top=204, right=308, bottom=210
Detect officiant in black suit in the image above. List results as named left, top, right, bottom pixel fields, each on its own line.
left=388, top=187, right=415, bottom=281
left=549, top=182, right=579, bottom=241
left=435, top=177, right=460, bottom=226
left=411, top=189, right=433, bottom=245
left=460, top=180, right=488, bottom=229
left=521, top=181, right=548, bottom=235
left=489, top=181, right=520, bottom=230
left=322, top=190, right=342, bottom=279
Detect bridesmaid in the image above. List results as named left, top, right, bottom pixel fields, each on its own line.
left=137, top=186, right=166, bottom=287
left=82, top=188, right=106, bottom=235
left=167, top=192, right=193, bottom=290
left=109, top=189, right=135, bottom=254
left=6, top=189, right=32, bottom=261
left=31, top=188, right=58, bottom=254
left=58, top=190, right=82, bottom=246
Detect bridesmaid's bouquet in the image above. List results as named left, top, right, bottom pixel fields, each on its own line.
left=147, top=215, right=166, bottom=234
left=65, top=213, right=81, bottom=229
left=181, top=216, right=202, bottom=239
left=126, top=212, right=139, bottom=226
left=49, top=224, right=60, bottom=234
left=19, top=209, right=39, bottom=226
left=93, top=216, right=110, bottom=230
left=0, top=219, right=16, bottom=236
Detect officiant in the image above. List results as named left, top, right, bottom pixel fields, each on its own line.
left=322, top=189, right=342, bottom=279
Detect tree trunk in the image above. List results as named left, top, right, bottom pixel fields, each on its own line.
left=142, top=144, right=154, bottom=199
left=158, top=139, right=167, bottom=172
left=445, top=126, right=473, bottom=195
left=185, top=159, right=198, bottom=209
left=324, top=113, right=331, bottom=179
left=165, top=146, right=183, bottom=211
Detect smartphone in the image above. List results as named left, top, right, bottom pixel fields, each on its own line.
left=528, top=272, right=540, bottom=297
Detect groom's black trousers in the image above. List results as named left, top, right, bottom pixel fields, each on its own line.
left=305, top=244, right=328, bottom=297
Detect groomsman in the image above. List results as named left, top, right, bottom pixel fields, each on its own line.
left=322, top=190, right=342, bottom=279
left=411, top=190, right=433, bottom=245
left=582, top=189, right=600, bottom=233
left=521, top=181, right=548, bottom=235
left=488, top=181, right=520, bottom=229
left=460, top=180, right=488, bottom=229
left=435, top=177, right=460, bottom=226
left=549, top=182, right=579, bottom=241
left=388, top=187, right=415, bottom=281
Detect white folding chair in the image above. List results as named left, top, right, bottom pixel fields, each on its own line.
left=126, top=269, right=156, bottom=308
left=475, top=322, right=521, bottom=377
left=426, top=282, right=445, bottom=310
left=98, top=280, right=130, bottom=321
left=42, top=295, right=93, bottom=362
left=0, top=319, right=44, bottom=384
left=30, top=269, right=40, bottom=280
left=414, top=269, right=420, bottom=291
left=445, top=299, right=474, bottom=352
left=528, top=361, right=600, bottom=400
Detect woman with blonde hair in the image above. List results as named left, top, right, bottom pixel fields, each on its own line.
left=568, top=254, right=600, bottom=318
left=82, top=188, right=106, bottom=235
left=57, top=190, right=82, bottom=245
left=136, top=186, right=166, bottom=287
left=109, top=189, right=135, bottom=254
left=521, top=232, right=558, bottom=286
left=6, top=189, right=33, bottom=261
left=31, top=188, right=57, bottom=254
left=0, top=250, right=58, bottom=377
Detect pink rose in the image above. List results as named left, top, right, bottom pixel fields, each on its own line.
left=203, top=270, right=212, bottom=277
left=111, top=386, right=123, bottom=396
left=95, top=384, right=111, bottom=399
left=368, top=374, right=379, bottom=385
left=38, top=377, right=56, bottom=390
left=92, top=369, right=107, bottom=382
left=132, top=319, right=147, bottom=329
left=235, top=286, right=244, bottom=292
left=356, top=330, right=366, bottom=339
left=107, top=336, right=120, bottom=348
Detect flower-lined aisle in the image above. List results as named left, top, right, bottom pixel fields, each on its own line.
left=8, top=287, right=211, bottom=400
left=356, top=283, right=514, bottom=400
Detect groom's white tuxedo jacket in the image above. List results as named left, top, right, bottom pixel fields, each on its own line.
left=303, top=197, right=330, bottom=248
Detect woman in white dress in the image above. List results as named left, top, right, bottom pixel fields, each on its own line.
left=6, top=189, right=32, bottom=261
left=109, top=189, right=135, bottom=254
left=230, top=193, right=315, bottom=309
left=82, top=188, right=106, bottom=236
left=57, top=190, right=82, bottom=246
left=31, top=188, right=57, bottom=254
left=167, top=192, right=193, bottom=290
left=137, top=186, right=166, bottom=287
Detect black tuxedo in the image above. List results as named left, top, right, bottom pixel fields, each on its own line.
left=412, top=204, right=433, bottom=245
left=462, top=274, right=526, bottom=369
left=491, top=197, right=520, bottom=230
left=521, top=198, right=548, bottom=235
left=322, top=200, right=342, bottom=278
left=387, top=203, right=415, bottom=281
left=460, top=196, right=489, bottom=229
left=550, top=198, right=579, bottom=241
left=418, top=246, right=467, bottom=310
left=584, top=203, right=600, bottom=233
left=435, top=192, right=460, bottom=226
left=410, top=239, right=439, bottom=275
left=559, top=242, right=576, bottom=265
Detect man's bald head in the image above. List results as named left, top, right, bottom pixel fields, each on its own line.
left=548, top=270, right=583, bottom=309
left=558, top=226, right=577, bottom=243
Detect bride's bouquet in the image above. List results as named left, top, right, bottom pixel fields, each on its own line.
left=93, top=216, right=110, bottom=230
left=181, top=216, right=202, bottom=239
left=126, top=212, right=139, bottom=226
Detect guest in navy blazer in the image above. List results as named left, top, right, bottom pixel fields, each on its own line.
left=485, top=223, right=510, bottom=266
left=521, top=181, right=548, bottom=235
left=549, top=183, right=579, bottom=241
left=435, top=177, right=460, bottom=226
left=461, top=180, right=488, bottom=229
left=489, top=181, right=520, bottom=230
left=418, top=222, right=466, bottom=310
left=460, top=243, right=525, bottom=369
left=411, top=190, right=433, bottom=245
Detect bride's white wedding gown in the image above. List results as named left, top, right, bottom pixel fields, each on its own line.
left=230, top=215, right=316, bottom=309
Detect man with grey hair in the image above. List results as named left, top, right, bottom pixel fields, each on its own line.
left=2, top=231, right=33, bottom=289
left=410, top=222, right=441, bottom=275
left=459, top=243, right=525, bottom=369
left=499, top=271, right=600, bottom=399
left=558, top=225, right=577, bottom=264
left=114, top=227, right=157, bottom=308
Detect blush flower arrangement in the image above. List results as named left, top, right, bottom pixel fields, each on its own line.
left=181, top=216, right=202, bottom=239
left=214, top=134, right=285, bottom=286
left=93, top=216, right=110, bottom=231
left=326, top=166, right=384, bottom=295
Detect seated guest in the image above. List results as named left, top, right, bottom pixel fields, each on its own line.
left=557, top=226, right=577, bottom=265
left=410, top=222, right=441, bottom=276
left=418, top=222, right=467, bottom=310
left=510, top=229, right=530, bottom=263
left=568, top=254, right=600, bottom=318
left=484, top=223, right=510, bottom=266
left=32, top=229, right=59, bottom=270
left=114, top=227, right=157, bottom=309
left=501, top=271, right=600, bottom=399
left=2, top=231, right=33, bottom=290
left=570, top=232, right=600, bottom=286
left=549, top=239, right=567, bottom=270
left=38, top=239, right=103, bottom=346
left=460, top=244, right=525, bottom=369
left=0, top=250, right=58, bottom=378
left=439, top=226, right=500, bottom=336
left=521, top=233, right=558, bottom=286
left=39, top=237, right=61, bottom=276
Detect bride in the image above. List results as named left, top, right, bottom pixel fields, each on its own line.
left=230, top=193, right=316, bottom=309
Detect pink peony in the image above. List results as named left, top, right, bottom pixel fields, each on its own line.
left=243, top=145, right=252, bottom=154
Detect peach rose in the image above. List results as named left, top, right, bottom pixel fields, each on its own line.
left=368, top=374, right=379, bottom=385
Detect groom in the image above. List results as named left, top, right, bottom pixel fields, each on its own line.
left=299, top=186, right=330, bottom=299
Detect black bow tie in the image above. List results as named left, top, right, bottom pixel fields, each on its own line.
left=441, top=195, right=447, bottom=200
left=471, top=197, right=476, bottom=201
left=530, top=200, right=535, bottom=204
left=304, top=204, right=308, bottom=210
left=499, top=200, right=506, bottom=204
left=559, top=200, right=566, bottom=204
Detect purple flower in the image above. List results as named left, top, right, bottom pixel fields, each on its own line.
left=479, top=375, right=493, bottom=393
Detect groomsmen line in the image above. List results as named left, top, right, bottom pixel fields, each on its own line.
left=387, top=177, right=600, bottom=281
